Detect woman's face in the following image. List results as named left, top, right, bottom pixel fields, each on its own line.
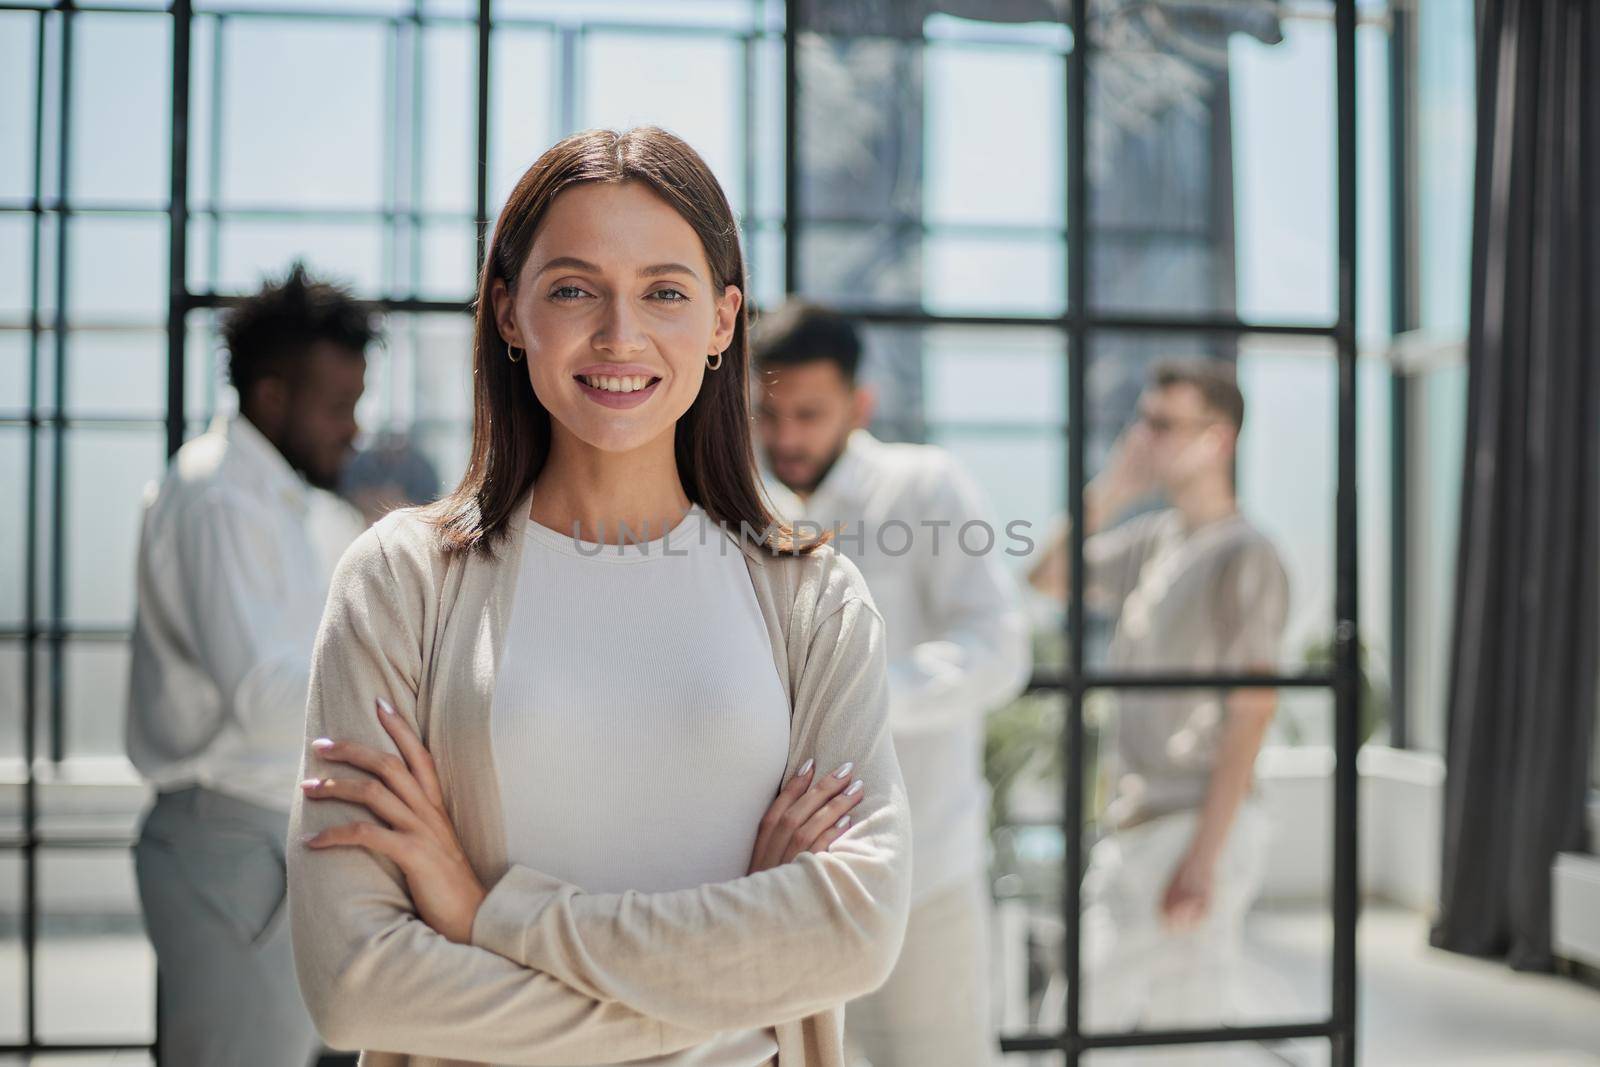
left=490, top=180, right=742, bottom=456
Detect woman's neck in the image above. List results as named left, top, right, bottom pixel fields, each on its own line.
left=529, top=430, right=692, bottom=545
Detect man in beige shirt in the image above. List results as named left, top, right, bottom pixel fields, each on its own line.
left=1029, top=358, right=1290, bottom=1038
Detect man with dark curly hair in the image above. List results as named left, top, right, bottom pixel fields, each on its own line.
left=125, top=260, right=379, bottom=1065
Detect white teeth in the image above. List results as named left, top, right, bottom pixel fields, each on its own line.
left=581, top=374, right=654, bottom=393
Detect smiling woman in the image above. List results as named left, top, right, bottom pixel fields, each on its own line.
left=284, top=126, right=913, bottom=1067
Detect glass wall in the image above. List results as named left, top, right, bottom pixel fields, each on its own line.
left=0, top=0, right=1468, bottom=1060
left=1400, top=0, right=1474, bottom=755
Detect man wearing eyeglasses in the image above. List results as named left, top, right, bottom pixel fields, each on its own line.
left=1028, top=358, right=1290, bottom=1038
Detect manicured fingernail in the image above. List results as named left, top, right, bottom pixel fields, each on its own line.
left=376, top=696, right=395, bottom=716
left=311, top=738, right=334, bottom=751
left=797, top=758, right=814, bottom=777
left=844, top=779, right=863, bottom=796
left=300, top=778, right=321, bottom=791
left=835, top=815, right=851, bottom=829
left=300, top=833, right=319, bottom=844
left=832, top=761, right=854, bottom=779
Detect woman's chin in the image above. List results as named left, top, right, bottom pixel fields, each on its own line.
left=555, top=414, right=675, bottom=456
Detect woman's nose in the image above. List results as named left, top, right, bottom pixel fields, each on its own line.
left=594, top=298, right=648, bottom=354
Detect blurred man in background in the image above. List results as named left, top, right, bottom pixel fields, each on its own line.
left=753, top=300, right=1033, bottom=1067
left=1028, top=359, right=1290, bottom=1045
left=125, top=261, right=377, bottom=1066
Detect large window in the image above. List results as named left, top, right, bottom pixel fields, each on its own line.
left=0, top=0, right=1439, bottom=1061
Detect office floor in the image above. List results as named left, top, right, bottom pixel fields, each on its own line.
left=0, top=904, right=1594, bottom=1064
left=1246, top=904, right=1600, bottom=1066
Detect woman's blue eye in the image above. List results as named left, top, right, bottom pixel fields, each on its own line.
left=653, top=288, right=688, bottom=302
left=551, top=286, right=586, bottom=300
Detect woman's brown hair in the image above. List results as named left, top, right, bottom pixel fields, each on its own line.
left=423, top=126, right=826, bottom=559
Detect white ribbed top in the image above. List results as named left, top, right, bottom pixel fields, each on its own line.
left=489, top=501, right=789, bottom=1067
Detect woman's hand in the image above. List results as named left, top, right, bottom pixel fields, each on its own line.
left=300, top=696, right=487, bottom=944
left=746, top=758, right=866, bottom=875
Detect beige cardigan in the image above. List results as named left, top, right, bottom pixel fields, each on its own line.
left=285, top=482, right=913, bottom=1066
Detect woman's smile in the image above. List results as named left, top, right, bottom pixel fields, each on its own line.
left=573, top=367, right=665, bottom=409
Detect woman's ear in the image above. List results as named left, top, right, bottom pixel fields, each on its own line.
left=711, top=283, right=743, bottom=353
left=489, top=276, right=520, bottom=348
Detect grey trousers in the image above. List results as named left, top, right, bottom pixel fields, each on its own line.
left=133, top=785, right=321, bottom=1067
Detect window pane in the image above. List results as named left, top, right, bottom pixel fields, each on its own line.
left=420, top=23, right=477, bottom=216
left=1089, top=7, right=1337, bottom=325
left=67, top=213, right=167, bottom=325
left=793, top=32, right=922, bottom=305
left=1357, top=355, right=1393, bottom=733
left=36, top=13, right=61, bottom=204
left=1357, top=25, right=1391, bottom=346
left=197, top=0, right=410, bottom=11
left=924, top=42, right=1064, bottom=229
left=65, top=329, right=165, bottom=418
left=925, top=232, right=1065, bottom=318
left=0, top=643, right=21, bottom=765
left=797, top=222, right=921, bottom=308
left=63, top=638, right=132, bottom=759
left=69, top=13, right=170, bottom=208
left=495, top=0, right=762, bottom=32
left=27, top=424, right=53, bottom=625
left=923, top=326, right=1064, bottom=426
left=581, top=33, right=744, bottom=216
left=751, top=33, right=785, bottom=222
left=925, top=428, right=1065, bottom=590
left=0, top=215, right=33, bottom=322
left=489, top=28, right=554, bottom=212
left=1238, top=340, right=1336, bottom=675
left=355, top=311, right=472, bottom=494
left=185, top=15, right=214, bottom=209
left=215, top=219, right=385, bottom=300
left=1227, top=15, right=1336, bottom=325
left=356, top=311, right=472, bottom=427
left=0, top=429, right=25, bottom=627
left=745, top=221, right=785, bottom=309
left=32, top=211, right=58, bottom=322
left=416, top=219, right=476, bottom=303
left=1415, top=0, right=1475, bottom=336
left=62, top=426, right=165, bottom=627
left=0, top=329, right=30, bottom=416
left=797, top=26, right=1070, bottom=315
left=0, top=12, right=38, bottom=202
left=218, top=20, right=387, bottom=210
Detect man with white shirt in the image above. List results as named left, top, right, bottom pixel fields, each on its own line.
left=752, top=300, right=1033, bottom=1067
left=126, top=261, right=375, bottom=1066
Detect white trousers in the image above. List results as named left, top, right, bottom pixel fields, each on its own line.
left=842, top=872, right=997, bottom=1067
left=1077, top=801, right=1277, bottom=1064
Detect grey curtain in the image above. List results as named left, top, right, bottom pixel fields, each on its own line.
left=1430, top=0, right=1600, bottom=971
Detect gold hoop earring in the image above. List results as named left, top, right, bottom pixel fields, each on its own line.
left=706, top=349, right=723, bottom=371
left=507, top=344, right=524, bottom=363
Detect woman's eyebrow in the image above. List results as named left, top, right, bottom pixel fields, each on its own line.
left=535, top=256, right=701, bottom=282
